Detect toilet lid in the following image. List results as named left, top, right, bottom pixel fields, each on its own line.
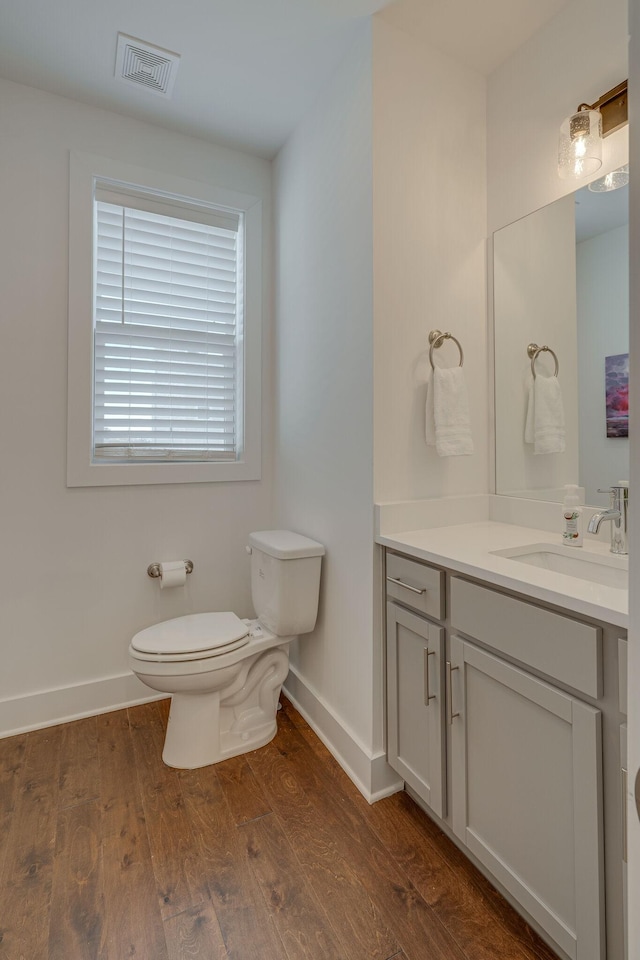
left=131, top=612, right=250, bottom=658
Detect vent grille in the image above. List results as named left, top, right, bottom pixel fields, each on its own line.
left=115, top=34, right=180, bottom=98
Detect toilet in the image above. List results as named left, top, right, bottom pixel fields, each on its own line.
left=128, top=530, right=324, bottom=769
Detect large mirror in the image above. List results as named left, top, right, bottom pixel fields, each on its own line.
left=493, top=179, right=629, bottom=508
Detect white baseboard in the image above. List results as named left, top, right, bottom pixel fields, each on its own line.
left=0, top=672, right=164, bottom=739
left=2, top=668, right=404, bottom=809
left=283, top=664, right=403, bottom=804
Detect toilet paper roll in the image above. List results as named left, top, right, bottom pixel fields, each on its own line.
left=159, top=560, right=187, bottom=589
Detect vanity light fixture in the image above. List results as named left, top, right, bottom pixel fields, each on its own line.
left=558, top=80, right=628, bottom=180
left=588, top=163, right=629, bottom=192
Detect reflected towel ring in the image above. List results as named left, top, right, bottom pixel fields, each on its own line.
left=527, top=343, right=559, bottom=378
left=429, top=330, right=464, bottom=370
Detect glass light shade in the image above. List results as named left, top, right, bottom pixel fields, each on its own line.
left=588, top=163, right=629, bottom=192
left=558, top=108, right=603, bottom=180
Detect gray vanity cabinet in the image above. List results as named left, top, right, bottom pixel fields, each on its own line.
left=382, top=548, right=625, bottom=960
left=449, top=634, right=604, bottom=960
left=386, top=602, right=446, bottom=817
left=385, top=552, right=446, bottom=817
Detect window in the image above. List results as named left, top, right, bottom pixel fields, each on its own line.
left=67, top=153, right=262, bottom=486
left=94, top=188, right=244, bottom=463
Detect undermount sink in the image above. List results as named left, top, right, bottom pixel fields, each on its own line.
left=490, top=543, right=628, bottom=590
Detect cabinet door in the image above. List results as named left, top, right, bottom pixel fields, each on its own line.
left=449, top=635, right=604, bottom=960
left=386, top=602, right=445, bottom=817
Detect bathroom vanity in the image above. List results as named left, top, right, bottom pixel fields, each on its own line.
left=378, top=520, right=628, bottom=960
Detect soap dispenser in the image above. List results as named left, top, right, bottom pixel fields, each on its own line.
left=562, top=484, right=583, bottom=547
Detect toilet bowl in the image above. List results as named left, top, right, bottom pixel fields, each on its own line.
left=129, top=531, right=324, bottom=769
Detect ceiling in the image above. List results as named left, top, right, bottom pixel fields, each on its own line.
left=379, top=0, right=572, bottom=76
left=575, top=182, right=629, bottom=243
left=0, top=0, right=571, bottom=158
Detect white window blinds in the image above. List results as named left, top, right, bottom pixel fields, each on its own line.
left=93, top=187, right=244, bottom=462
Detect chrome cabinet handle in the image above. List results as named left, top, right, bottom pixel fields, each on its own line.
left=447, top=661, right=460, bottom=724
left=424, top=648, right=436, bottom=705
left=386, top=576, right=426, bottom=595
left=622, top=767, right=628, bottom=862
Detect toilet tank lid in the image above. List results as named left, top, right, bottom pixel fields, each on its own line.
left=248, top=530, right=325, bottom=559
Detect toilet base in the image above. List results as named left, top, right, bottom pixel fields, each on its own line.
left=161, top=645, right=290, bottom=769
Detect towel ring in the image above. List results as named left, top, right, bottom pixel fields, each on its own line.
left=428, top=330, right=464, bottom=369
left=527, top=343, right=559, bottom=378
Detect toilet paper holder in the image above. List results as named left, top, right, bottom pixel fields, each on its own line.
left=147, top=559, right=194, bottom=579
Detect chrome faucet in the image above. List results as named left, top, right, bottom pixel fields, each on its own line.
left=587, top=484, right=629, bottom=555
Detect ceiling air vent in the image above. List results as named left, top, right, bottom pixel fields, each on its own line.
left=115, top=34, right=180, bottom=98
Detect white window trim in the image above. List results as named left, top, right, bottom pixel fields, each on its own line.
left=67, top=151, right=262, bottom=486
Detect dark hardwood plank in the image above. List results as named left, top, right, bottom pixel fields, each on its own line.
left=0, top=698, right=564, bottom=960
left=247, top=732, right=400, bottom=960
left=178, top=765, right=287, bottom=960
left=216, top=754, right=272, bottom=825
left=97, top=709, right=169, bottom=960
left=0, top=732, right=27, bottom=879
left=128, top=701, right=210, bottom=920
left=0, top=731, right=28, bottom=803
left=48, top=798, right=104, bottom=960
left=242, top=810, right=344, bottom=959
left=364, top=791, right=532, bottom=960
left=58, top=715, right=99, bottom=809
left=163, top=902, right=228, bottom=959
left=283, top=698, right=558, bottom=960
left=0, top=726, right=62, bottom=960
left=157, top=697, right=171, bottom=726
left=279, top=696, right=307, bottom=729
left=254, top=710, right=471, bottom=960
left=283, top=701, right=527, bottom=959
left=393, top=791, right=561, bottom=960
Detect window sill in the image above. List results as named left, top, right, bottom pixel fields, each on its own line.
left=66, top=456, right=261, bottom=488
left=67, top=150, right=263, bottom=490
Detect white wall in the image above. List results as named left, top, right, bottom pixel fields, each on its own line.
left=372, top=18, right=488, bottom=504
left=0, top=78, right=273, bottom=734
left=274, top=25, right=389, bottom=794
left=274, top=18, right=491, bottom=798
left=494, top=194, right=579, bottom=498
left=488, top=0, right=628, bottom=233
left=577, top=224, right=629, bottom=505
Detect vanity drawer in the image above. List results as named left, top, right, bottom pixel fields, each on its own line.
left=450, top=577, right=602, bottom=698
left=386, top=552, right=445, bottom=620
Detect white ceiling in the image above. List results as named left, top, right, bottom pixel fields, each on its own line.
left=0, top=0, right=571, bottom=158
left=379, top=0, right=572, bottom=76
left=575, top=182, right=629, bottom=243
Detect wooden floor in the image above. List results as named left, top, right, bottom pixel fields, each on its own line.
left=0, top=697, right=560, bottom=960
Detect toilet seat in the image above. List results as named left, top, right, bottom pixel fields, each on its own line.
left=130, top=612, right=250, bottom=662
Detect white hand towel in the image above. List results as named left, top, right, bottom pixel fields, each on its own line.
left=425, top=366, right=474, bottom=457
left=524, top=375, right=565, bottom=455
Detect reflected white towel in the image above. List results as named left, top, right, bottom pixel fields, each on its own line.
left=425, top=367, right=474, bottom=457
left=524, top=375, right=566, bottom=454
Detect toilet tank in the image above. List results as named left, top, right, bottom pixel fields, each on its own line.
left=248, top=530, right=325, bottom=636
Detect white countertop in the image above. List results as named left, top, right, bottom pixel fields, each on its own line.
left=377, top=521, right=628, bottom=628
